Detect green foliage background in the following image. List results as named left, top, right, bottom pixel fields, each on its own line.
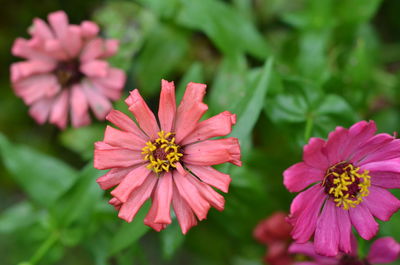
left=0, top=0, right=400, bottom=264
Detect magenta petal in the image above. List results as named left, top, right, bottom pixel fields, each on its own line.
left=349, top=203, right=378, bottom=240
left=350, top=134, right=393, bottom=165
left=283, top=162, right=324, bottom=192
left=362, top=186, right=400, bottom=221
left=289, top=242, right=338, bottom=264
left=342, top=120, right=377, bottom=160
left=158, top=79, right=176, bottom=133
left=289, top=185, right=326, bottom=243
left=367, top=237, right=400, bottom=264
left=336, top=207, right=352, bottom=254
left=314, top=200, right=339, bottom=257
left=324, top=126, right=349, bottom=165
left=303, top=137, right=329, bottom=170
left=358, top=138, right=400, bottom=165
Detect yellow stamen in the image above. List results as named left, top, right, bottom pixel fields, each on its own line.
left=141, top=131, right=183, bottom=174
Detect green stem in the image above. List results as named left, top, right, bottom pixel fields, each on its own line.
left=29, top=231, right=59, bottom=265
left=304, top=115, right=314, bottom=142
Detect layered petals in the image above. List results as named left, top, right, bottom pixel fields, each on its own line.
left=367, top=237, right=400, bottom=264
left=283, top=162, right=324, bottom=192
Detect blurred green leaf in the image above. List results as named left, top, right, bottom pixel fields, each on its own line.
left=0, top=133, right=78, bottom=207
left=160, top=220, right=185, bottom=260
left=177, top=62, right=205, bottom=104
left=0, top=201, right=39, bottom=234
left=176, top=0, right=269, bottom=58
left=59, top=125, right=104, bottom=159
left=108, top=202, right=151, bottom=255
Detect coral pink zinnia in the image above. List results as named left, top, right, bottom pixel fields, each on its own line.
left=284, top=121, right=400, bottom=256
left=11, top=10, right=126, bottom=129
left=94, top=79, right=241, bottom=233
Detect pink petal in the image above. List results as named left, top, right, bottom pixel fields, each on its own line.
left=172, top=184, right=197, bottom=234
left=186, top=165, right=231, bottom=193
left=103, top=125, right=146, bottom=151
left=181, top=111, right=236, bottom=145
left=173, top=171, right=210, bottom=221
left=70, top=84, right=90, bottom=127
left=175, top=82, right=207, bottom=142
left=289, top=242, right=338, bottom=264
left=144, top=194, right=168, bottom=232
left=362, top=186, right=400, bottom=221
left=153, top=172, right=173, bottom=224
left=61, top=26, right=82, bottom=58
left=283, top=162, right=324, bottom=193
left=324, top=126, right=349, bottom=165
left=44, top=39, right=70, bottom=60
left=49, top=90, right=69, bottom=129
left=336, top=207, right=352, bottom=254
left=48, top=11, right=69, bottom=39
left=80, top=21, right=99, bottom=39
left=81, top=80, right=112, bottom=120
left=96, top=166, right=135, bottom=190
left=106, top=110, right=147, bottom=140
left=367, top=237, right=400, bottom=264
left=289, top=185, right=326, bottom=243
left=12, top=38, right=54, bottom=61
left=100, top=39, right=119, bottom=58
left=362, top=158, right=400, bottom=188
left=349, top=203, right=378, bottom=240
left=94, top=142, right=145, bottom=170
left=109, top=197, right=122, bottom=211
left=302, top=137, right=329, bottom=170
left=314, top=200, right=339, bottom=256
left=90, top=68, right=126, bottom=91
left=158, top=79, right=176, bottom=132
left=118, top=175, right=157, bottom=222
left=80, top=60, right=109, bottom=78
left=31, top=18, right=54, bottom=40
left=186, top=174, right=225, bottom=211
left=13, top=74, right=60, bottom=104
left=111, top=165, right=152, bottom=203
left=29, top=97, right=53, bottom=124
left=10, top=60, right=56, bottom=82
left=80, top=38, right=104, bottom=62
left=125, top=89, right=160, bottom=139
left=183, top=138, right=241, bottom=167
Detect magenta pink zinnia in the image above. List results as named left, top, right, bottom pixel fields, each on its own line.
left=11, top=10, right=126, bottom=129
left=284, top=121, right=400, bottom=256
left=94, top=79, right=241, bottom=233
left=289, top=236, right=400, bottom=264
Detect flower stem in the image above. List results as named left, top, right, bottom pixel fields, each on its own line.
left=29, top=231, right=59, bottom=265
left=304, top=115, right=314, bottom=142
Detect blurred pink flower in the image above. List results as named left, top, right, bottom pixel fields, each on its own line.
left=284, top=121, right=400, bottom=256
left=289, top=236, right=400, bottom=264
left=253, top=212, right=293, bottom=265
left=11, top=10, right=126, bottom=129
left=94, top=79, right=241, bottom=233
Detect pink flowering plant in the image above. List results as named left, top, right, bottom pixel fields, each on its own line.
left=1, top=2, right=400, bottom=265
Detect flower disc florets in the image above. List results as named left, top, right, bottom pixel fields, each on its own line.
left=142, top=131, right=183, bottom=173
left=323, top=162, right=371, bottom=210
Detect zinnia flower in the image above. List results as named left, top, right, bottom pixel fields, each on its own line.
left=11, top=10, right=126, bottom=129
left=94, top=79, right=241, bottom=233
left=289, top=236, right=400, bottom=264
left=253, top=212, right=293, bottom=265
left=284, top=121, right=400, bottom=256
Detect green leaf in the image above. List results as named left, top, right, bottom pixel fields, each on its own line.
left=176, top=0, right=268, bottom=58
left=266, top=93, right=308, bottom=123
left=0, top=133, right=78, bottom=207
left=108, top=202, right=151, bottom=255
left=59, top=125, right=104, bottom=159
left=134, top=24, right=189, bottom=96
left=160, top=220, right=185, bottom=260
left=51, top=162, right=103, bottom=228
left=93, top=1, right=157, bottom=71
left=0, top=201, right=39, bottom=234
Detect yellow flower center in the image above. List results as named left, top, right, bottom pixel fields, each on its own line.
left=322, top=162, right=371, bottom=210
left=141, top=131, right=183, bottom=174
